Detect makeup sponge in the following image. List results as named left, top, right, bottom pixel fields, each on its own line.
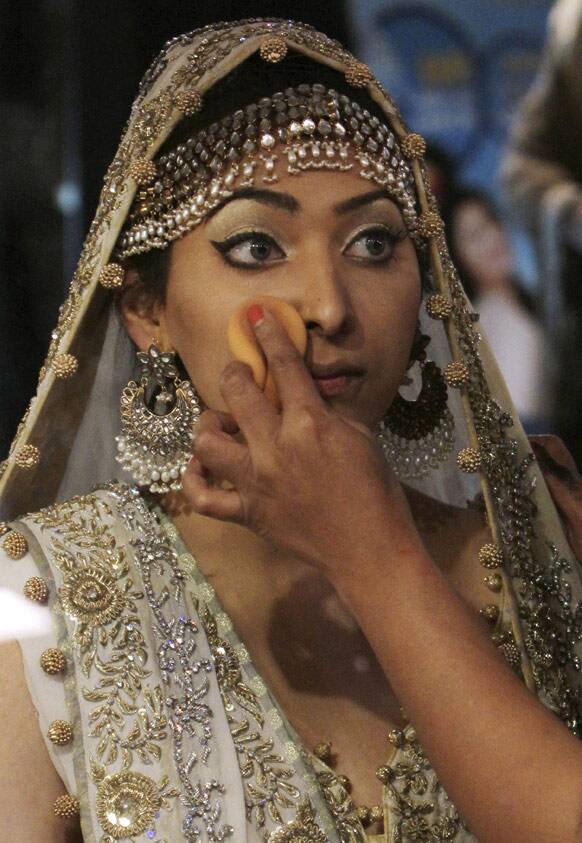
left=227, top=295, right=307, bottom=406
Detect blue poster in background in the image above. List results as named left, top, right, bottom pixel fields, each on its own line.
left=350, top=0, right=552, bottom=191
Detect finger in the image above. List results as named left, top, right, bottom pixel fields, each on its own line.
left=251, top=307, right=323, bottom=411
left=219, top=360, right=280, bottom=446
left=193, top=428, right=248, bottom=485
left=195, top=408, right=240, bottom=440
left=182, top=456, right=244, bottom=522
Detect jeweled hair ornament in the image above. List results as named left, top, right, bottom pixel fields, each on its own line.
left=115, top=84, right=420, bottom=260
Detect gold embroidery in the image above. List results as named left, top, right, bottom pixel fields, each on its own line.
left=30, top=493, right=170, bottom=771
left=315, top=768, right=366, bottom=843
left=201, top=606, right=304, bottom=831
left=92, top=762, right=178, bottom=841
left=268, top=796, right=328, bottom=842
left=384, top=728, right=465, bottom=842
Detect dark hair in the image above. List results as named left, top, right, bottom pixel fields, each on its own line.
left=120, top=50, right=425, bottom=309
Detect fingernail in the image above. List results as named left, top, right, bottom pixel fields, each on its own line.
left=247, top=303, right=264, bottom=328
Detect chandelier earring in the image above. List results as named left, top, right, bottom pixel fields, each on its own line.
left=115, top=341, right=203, bottom=493
left=375, top=327, right=455, bottom=478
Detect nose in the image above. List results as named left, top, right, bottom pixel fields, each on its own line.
left=295, top=254, right=353, bottom=338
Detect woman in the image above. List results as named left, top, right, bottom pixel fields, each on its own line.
left=448, top=189, right=550, bottom=432
left=1, top=19, right=582, bottom=843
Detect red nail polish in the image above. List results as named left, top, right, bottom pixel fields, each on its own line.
left=247, top=303, right=264, bottom=328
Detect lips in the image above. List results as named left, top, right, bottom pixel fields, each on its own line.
left=309, top=362, right=365, bottom=398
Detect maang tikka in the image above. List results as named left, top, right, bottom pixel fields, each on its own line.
left=375, top=327, right=455, bottom=478
left=116, top=343, right=203, bottom=493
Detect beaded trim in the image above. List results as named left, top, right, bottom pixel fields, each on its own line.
left=115, top=83, right=419, bottom=259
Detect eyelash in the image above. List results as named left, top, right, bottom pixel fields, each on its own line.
left=210, top=225, right=407, bottom=270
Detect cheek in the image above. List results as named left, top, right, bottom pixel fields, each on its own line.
left=163, top=278, right=234, bottom=409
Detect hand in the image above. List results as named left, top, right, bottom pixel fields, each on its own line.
left=182, top=306, right=417, bottom=578
left=530, top=434, right=582, bottom=558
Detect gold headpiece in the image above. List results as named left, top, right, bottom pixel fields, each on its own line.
left=115, top=84, right=420, bottom=259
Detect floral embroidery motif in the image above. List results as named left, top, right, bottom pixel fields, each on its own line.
left=109, top=485, right=234, bottom=842
left=315, top=769, right=366, bottom=843
left=383, top=728, right=465, bottom=842
left=92, top=762, right=178, bottom=841
left=201, top=607, right=306, bottom=834
left=59, top=564, right=125, bottom=627
left=267, top=797, right=328, bottom=842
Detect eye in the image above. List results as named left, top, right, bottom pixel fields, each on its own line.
left=343, top=225, right=406, bottom=262
left=211, top=231, right=286, bottom=268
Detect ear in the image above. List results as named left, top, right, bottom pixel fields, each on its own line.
left=119, top=268, right=166, bottom=352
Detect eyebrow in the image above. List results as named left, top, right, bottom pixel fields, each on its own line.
left=205, top=187, right=299, bottom=219
left=205, top=186, right=394, bottom=220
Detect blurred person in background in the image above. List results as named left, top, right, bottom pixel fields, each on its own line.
left=448, top=189, right=550, bottom=433
left=501, top=0, right=582, bottom=465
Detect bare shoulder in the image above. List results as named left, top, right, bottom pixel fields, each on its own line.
left=0, top=640, right=82, bottom=842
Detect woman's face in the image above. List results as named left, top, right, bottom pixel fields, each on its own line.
left=149, top=168, right=422, bottom=430
left=451, top=199, right=512, bottom=290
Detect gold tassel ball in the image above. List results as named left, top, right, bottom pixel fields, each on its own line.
left=48, top=720, right=73, bottom=746
left=259, top=35, right=288, bottom=63
left=483, top=573, right=503, bottom=593
left=23, top=576, right=49, bottom=603
left=127, top=158, right=157, bottom=185
left=98, top=263, right=125, bottom=289
left=14, top=444, right=40, bottom=469
left=479, top=543, right=503, bottom=569
left=3, top=531, right=28, bottom=559
left=174, top=90, right=203, bottom=116
left=344, top=60, right=373, bottom=88
left=54, top=794, right=80, bottom=818
left=426, top=294, right=452, bottom=320
left=313, top=741, right=332, bottom=763
left=444, top=361, right=470, bottom=388
left=457, top=447, right=481, bottom=473
left=401, top=132, right=427, bottom=159
left=40, top=647, right=67, bottom=675
left=52, top=353, right=78, bottom=380
left=480, top=603, right=500, bottom=624
left=417, top=210, right=445, bottom=239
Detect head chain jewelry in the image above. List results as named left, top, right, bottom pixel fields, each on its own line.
left=115, top=83, right=420, bottom=259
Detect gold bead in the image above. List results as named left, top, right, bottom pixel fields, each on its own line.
left=2, top=531, right=28, bottom=559
left=14, top=444, right=40, bottom=469
left=345, top=60, right=373, bottom=88
left=0, top=522, right=10, bottom=537
left=444, top=361, right=470, bottom=388
left=417, top=210, right=444, bottom=239
left=54, top=793, right=80, bottom=818
left=484, top=573, right=503, bottom=593
left=313, top=741, right=333, bottom=763
left=356, top=806, right=372, bottom=826
left=127, top=157, right=157, bottom=185
left=40, top=647, right=66, bottom=675
left=336, top=773, right=352, bottom=792
left=47, top=719, right=73, bottom=746
left=480, top=603, right=500, bottom=624
left=457, top=447, right=481, bottom=473
left=387, top=728, right=405, bottom=748
left=174, top=90, right=203, bottom=116
left=499, top=642, right=521, bottom=671
left=98, top=262, right=125, bottom=289
left=259, top=35, right=288, bottom=63
left=376, top=764, right=393, bottom=784
left=426, top=294, right=452, bottom=320
left=23, top=576, right=49, bottom=604
left=479, top=543, right=503, bottom=569
left=369, top=805, right=384, bottom=825
left=52, top=353, right=78, bottom=380
left=401, top=132, right=427, bottom=159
